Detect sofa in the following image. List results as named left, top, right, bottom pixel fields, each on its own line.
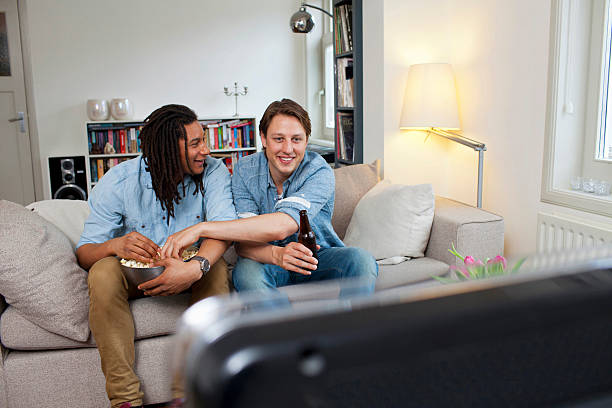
left=0, top=161, right=504, bottom=408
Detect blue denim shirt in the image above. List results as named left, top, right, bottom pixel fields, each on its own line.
left=231, top=151, right=343, bottom=248
left=76, top=156, right=236, bottom=249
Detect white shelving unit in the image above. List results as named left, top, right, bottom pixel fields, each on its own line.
left=85, top=117, right=258, bottom=192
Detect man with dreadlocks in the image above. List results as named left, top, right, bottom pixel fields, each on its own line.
left=160, top=98, right=378, bottom=299
left=76, top=104, right=236, bottom=408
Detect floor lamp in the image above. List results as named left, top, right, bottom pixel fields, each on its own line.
left=399, top=63, right=486, bottom=208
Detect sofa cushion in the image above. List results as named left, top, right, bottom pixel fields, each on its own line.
left=0, top=200, right=90, bottom=342
left=344, top=181, right=435, bottom=261
left=332, top=161, right=380, bottom=239
left=0, top=294, right=190, bottom=350
left=25, top=199, right=90, bottom=249
left=375, top=257, right=449, bottom=290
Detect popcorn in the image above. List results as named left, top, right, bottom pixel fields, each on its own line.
left=181, top=247, right=198, bottom=261
left=120, top=258, right=152, bottom=268
left=120, top=247, right=199, bottom=268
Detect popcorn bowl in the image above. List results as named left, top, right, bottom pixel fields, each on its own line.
left=119, top=259, right=164, bottom=287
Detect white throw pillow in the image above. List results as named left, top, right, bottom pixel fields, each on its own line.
left=26, top=199, right=90, bottom=249
left=343, top=180, right=434, bottom=261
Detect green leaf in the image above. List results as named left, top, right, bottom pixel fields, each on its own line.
left=433, top=276, right=457, bottom=284
left=448, top=242, right=465, bottom=261
left=511, top=257, right=527, bottom=273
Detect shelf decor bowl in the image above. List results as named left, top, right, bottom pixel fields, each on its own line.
left=110, top=98, right=134, bottom=120
left=87, top=99, right=110, bottom=121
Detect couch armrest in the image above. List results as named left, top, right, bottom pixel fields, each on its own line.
left=425, top=197, right=504, bottom=266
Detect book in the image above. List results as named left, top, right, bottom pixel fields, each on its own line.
left=129, top=128, right=137, bottom=153
left=346, top=4, right=353, bottom=51
left=337, top=58, right=354, bottom=107
left=97, top=159, right=105, bottom=179
left=340, top=5, right=349, bottom=52
left=90, top=159, right=98, bottom=182
left=340, top=113, right=354, bottom=162
left=119, top=129, right=126, bottom=153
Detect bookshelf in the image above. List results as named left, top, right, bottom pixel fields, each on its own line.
left=334, top=0, right=362, bottom=166
left=85, top=117, right=257, bottom=191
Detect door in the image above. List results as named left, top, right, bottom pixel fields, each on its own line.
left=0, top=0, right=34, bottom=205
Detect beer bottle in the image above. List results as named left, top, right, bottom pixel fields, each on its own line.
left=298, top=210, right=318, bottom=260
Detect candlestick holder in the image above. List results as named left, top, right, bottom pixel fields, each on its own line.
left=224, top=82, right=248, bottom=117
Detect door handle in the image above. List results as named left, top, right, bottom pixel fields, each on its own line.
left=8, top=112, right=25, bottom=132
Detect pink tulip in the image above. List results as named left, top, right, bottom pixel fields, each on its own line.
left=475, top=259, right=485, bottom=266
left=487, top=255, right=508, bottom=269
left=464, top=256, right=476, bottom=266
left=450, top=265, right=470, bottom=278
left=494, top=255, right=507, bottom=269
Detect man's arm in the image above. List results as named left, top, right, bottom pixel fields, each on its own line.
left=75, top=168, right=159, bottom=270
left=76, top=243, right=115, bottom=271
left=138, top=238, right=230, bottom=296
left=76, top=232, right=160, bottom=270
left=161, top=158, right=334, bottom=259
left=160, top=213, right=297, bottom=260
left=236, top=241, right=317, bottom=275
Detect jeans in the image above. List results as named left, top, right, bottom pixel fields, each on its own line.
left=233, top=246, right=378, bottom=301
left=87, top=256, right=230, bottom=407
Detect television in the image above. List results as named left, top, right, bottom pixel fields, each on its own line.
left=175, top=247, right=612, bottom=407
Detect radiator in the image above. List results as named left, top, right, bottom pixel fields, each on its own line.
left=537, top=212, right=612, bottom=253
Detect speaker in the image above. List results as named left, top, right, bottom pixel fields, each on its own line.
left=48, top=156, right=88, bottom=200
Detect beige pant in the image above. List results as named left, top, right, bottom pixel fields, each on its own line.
left=88, top=256, right=229, bottom=408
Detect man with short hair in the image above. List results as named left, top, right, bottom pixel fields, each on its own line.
left=76, top=104, right=236, bottom=408
left=161, top=98, right=377, bottom=297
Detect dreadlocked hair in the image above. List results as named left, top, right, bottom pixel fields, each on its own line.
left=139, top=104, right=204, bottom=220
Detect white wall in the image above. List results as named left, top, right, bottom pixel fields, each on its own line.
left=23, top=0, right=305, bottom=199
left=384, top=0, right=547, bottom=258
left=383, top=0, right=612, bottom=258
left=362, top=0, right=385, bottom=166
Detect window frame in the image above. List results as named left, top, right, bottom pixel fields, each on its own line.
left=542, top=0, right=612, bottom=217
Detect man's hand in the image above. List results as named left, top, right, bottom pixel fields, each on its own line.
left=138, top=258, right=202, bottom=296
left=271, top=242, right=319, bottom=275
left=160, top=224, right=204, bottom=260
left=110, top=231, right=160, bottom=264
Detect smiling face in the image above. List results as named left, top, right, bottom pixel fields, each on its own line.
left=178, top=121, right=210, bottom=176
left=261, top=114, right=308, bottom=188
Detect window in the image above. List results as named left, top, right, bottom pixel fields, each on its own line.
left=599, top=0, right=612, bottom=160
left=323, top=0, right=335, bottom=134
left=542, top=0, right=612, bottom=216
left=324, top=36, right=334, bottom=130
left=304, top=0, right=334, bottom=146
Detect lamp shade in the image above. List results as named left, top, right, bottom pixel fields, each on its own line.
left=290, top=8, right=315, bottom=33
left=399, top=63, right=460, bottom=130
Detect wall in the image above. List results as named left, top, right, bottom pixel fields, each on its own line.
left=362, top=0, right=385, bottom=166
left=23, top=0, right=305, bottom=199
left=383, top=0, right=544, bottom=257
left=384, top=0, right=612, bottom=258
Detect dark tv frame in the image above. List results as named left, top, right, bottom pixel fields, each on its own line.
left=178, top=254, right=612, bottom=408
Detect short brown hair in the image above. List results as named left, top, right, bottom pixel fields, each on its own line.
left=259, top=98, right=311, bottom=138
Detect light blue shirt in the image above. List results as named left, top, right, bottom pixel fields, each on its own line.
left=77, top=156, right=236, bottom=249
left=231, top=151, right=344, bottom=248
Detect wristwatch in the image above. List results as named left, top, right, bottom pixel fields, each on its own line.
left=190, top=256, right=211, bottom=275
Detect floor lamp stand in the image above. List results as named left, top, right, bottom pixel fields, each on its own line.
left=430, top=128, right=487, bottom=208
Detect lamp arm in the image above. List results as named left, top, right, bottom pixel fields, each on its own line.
left=430, top=128, right=486, bottom=151
left=302, top=3, right=333, bottom=18
left=429, top=127, right=486, bottom=208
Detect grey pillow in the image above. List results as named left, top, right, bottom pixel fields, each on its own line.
left=332, top=161, right=380, bottom=240
left=0, top=200, right=89, bottom=342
